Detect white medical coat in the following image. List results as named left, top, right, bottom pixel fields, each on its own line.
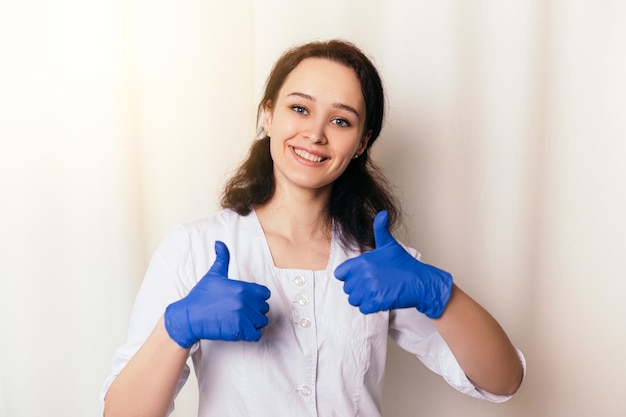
left=102, top=209, right=523, bottom=416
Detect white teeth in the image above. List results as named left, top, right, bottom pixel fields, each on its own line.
left=294, top=148, right=324, bottom=162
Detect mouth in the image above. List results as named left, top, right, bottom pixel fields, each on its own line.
left=291, top=146, right=328, bottom=163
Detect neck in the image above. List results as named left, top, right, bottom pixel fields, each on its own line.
left=256, top=184, right=332, bottom=242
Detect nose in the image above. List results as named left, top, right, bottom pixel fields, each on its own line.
left=303, top=117, right=327, bottom=144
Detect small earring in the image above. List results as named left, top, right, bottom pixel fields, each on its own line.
left=353, top=154, right=359, bottom=159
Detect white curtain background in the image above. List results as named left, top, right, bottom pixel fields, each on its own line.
left=0, top=1, right=624, bottom=416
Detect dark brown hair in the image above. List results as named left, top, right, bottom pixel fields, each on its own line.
left=221, top=39, right=400, bottom=250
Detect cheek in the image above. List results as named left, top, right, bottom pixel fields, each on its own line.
left=337, top=137, right=363, bottom=158
left=270, top=111, right=298, bottom=136
left=268, top=135, right=292, bottom=166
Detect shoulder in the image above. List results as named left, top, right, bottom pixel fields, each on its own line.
left=154, top=209, right=257, bottom=279
left=173, top=209, right=257, bottom=248
left=176, top=208, right=263, bottom=250
left=156, top=209, right=245, bottom=254
left=179, top=208, right=243, bottom=233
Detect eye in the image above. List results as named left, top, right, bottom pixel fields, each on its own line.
left=291, top=105, right=308, bottom=115
left=331, top=118, right=351, bottom=127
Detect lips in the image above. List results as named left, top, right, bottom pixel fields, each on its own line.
left=292, top=147, right=328, bottom=163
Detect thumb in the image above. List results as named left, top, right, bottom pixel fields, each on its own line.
left=208, top=240, right=230, bottom=278
left=373, top=210, right=395, bottom=248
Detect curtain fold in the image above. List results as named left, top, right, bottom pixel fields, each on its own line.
left=0, top=2, right=253, bottom=416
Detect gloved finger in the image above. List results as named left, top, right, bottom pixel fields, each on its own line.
left=342, top=273, right=360, bottom=294
left=240, top=307, right=269, bottom=331
left=347, top=291, right=363, bottom=308
left=359, top=302, right=379, bottom=315
left=208, top=241, right=230, bottom=278
left=244, top=282, right=271, bottom=300
left=243, top=327, right=263, bottom=342
left=373, top=210, right=396, bottom=248
left=248, top=310, right=270, bottom=329
left=237, top=321, right=263, bottom=342
left=334, top=258, right=357, bottom=281
left=258, top=300, right=270, bottom=315
left=242, top=293, right=271, bottom=315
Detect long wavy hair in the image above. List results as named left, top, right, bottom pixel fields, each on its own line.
left=220, top=39, right=400, bottom=251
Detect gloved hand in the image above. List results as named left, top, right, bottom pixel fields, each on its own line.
left=164, top=241, right=271, bottom=348
left=334, top=211, right=453, bottom=318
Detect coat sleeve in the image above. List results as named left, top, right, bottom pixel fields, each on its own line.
left=388, top=247, right=526, bottom=403
left=100, top=225, right=202, bottom=413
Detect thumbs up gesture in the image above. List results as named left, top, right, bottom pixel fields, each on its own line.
left=334, top=211, right=453, bottom=319
left=164, top=241, right=271, bottom=348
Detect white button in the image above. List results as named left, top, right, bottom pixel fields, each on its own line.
left=296, top=296, right=309, bottom=306
left=293, top=276, right=305, bottom=286
left=299, top=385, right=312, bottom=396
left=299, top=318, right=311, bottom=328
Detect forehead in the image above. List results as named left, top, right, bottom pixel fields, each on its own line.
left=278, top=58, right=364, bottom=107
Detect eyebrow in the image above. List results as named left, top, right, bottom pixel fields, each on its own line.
left=287, top=92, right=361, bottom=118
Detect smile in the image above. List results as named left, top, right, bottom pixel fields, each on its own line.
left=292, top=147, right=327, bottom=163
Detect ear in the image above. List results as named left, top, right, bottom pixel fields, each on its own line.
left=263, top=101, right=273, bottom=136
left=357, top=130, right=372, bottom=155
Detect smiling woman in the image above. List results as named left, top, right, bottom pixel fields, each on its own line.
left=264, top=58, right=370, bottom=205
left=101, top=39, right=524, bottom=417
left=223, top=40, right=396, bottom=254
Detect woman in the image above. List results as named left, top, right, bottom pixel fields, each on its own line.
left=102, top=39, right=524, bottom=417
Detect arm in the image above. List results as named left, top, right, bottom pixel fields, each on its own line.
left=433, top=285, right=523, bottom=395
left=103, top=241, right=271, bottom=417
left=103, top=316, right=189, bottom=417
left=335, top=211, right=523, bottom=397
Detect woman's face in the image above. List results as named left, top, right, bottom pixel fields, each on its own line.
left=264, top=58, right=370, bottom=195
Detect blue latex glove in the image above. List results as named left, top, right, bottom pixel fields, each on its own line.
left=334, top=211, right=453, bottom=318
left=164, top=241, right=271, bottom=348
